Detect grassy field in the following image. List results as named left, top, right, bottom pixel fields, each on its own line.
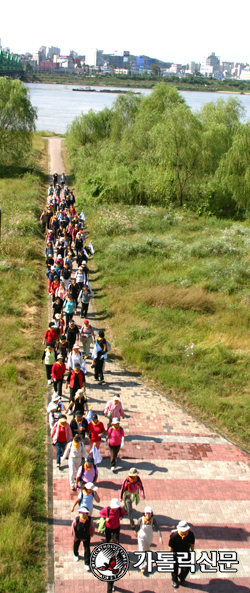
left=80, top=203, right=250, bottom=451
left=0, top=134, right=47, bottom=592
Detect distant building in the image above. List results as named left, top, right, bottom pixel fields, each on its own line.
left=200, top=52, right=221, bottom=77
left=85, top=48, right=104, bottom=67
left=46, top=46, right=60, bottom=60
left=240, top=67, right=250, bottom=80
left=185, top=61, right=201, bottom=74
left=136, top=56, right=157, bottom=71
left=108, top=54, right=124, bottom=68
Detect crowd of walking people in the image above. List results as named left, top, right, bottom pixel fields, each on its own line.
left=42, top=172, right=195, bottom=590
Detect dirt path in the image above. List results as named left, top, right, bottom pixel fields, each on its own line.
left=47, top=139, right=250, bottom=593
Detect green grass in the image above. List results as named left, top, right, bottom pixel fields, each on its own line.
left=0, top=135, right=47, bottom=592
left=82, top=203, right=250, bottom=450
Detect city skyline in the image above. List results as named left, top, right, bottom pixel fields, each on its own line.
left=2, top=0, right=250, bottom=65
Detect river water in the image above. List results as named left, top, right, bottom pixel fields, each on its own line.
left=26, top=83, right=250, bottom=134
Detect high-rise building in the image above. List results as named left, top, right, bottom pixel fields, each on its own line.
left=85, top=48, right=104, bottom=67
left=46, top=46, right=60, bottom=59
left=200, top=52, right=221, bottom=77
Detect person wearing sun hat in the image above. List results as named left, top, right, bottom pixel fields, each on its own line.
left=67, top=343, right=86, bottom=374
left=104, top=394, right=125, bottom=429
left=71, top=506, right=94, bottom=568
left=71, top=481, right=100, bottom=515
left=119, top=468, right=145, bottom=527
left=106, top=418, right=125, bottom=471
left=169, top=521, right=195, bottom=588
left=135, top=506, right=162, bottom=574
left=47, top=391, right=65, bottom=429
left=61, top=434, right=87, bottom=490
left=99, top=498, right=126, bottom=543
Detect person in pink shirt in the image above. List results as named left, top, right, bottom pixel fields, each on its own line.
left=106, top=418, right=124, bottom=471
left=104, top=395, right=125, bottom=430
left=55, top=281, right=67, bottom=302
left=99, top=498, right=126, bottom=542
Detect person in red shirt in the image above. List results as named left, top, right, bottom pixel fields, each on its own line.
left=106, top=418, right=124, bottom=471
left=43, top=322, right=58, bottom=346
left=87, top=414, right=105, bottom=451
left=51, top=277, right=60, bottom=302
left=99, top=498, right=126, bottom=543
left=51, top=354, right=66, bottom=397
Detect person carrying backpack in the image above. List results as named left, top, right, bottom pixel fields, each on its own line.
left=75, top=455, right=98, bottom=488
left=99, top=498, right=126, bottom=542
left=71, top=507, right=94, bottom=568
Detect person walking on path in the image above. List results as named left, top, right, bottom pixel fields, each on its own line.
left=66, top=319, right=80, bottom=352
left=87, top=414, right=105, bottom=451
left=41, top=344, right=56, bottom=385
left=61, top=434, right=87, bottom=490
left=67, top=343, right=86, bottom=374
left=93, top=330, right=107, bottom=384
left=70, top=410, right=88, bottom=440
left=134, top=506, right=162, bottom=574
left=63, top=295, right=76, bottom=332
left=47, top=392, right=65, bottom=430
left=119, top=468, right=145, bottom=528
left=75, top=455, right=99, bottom=488
left=66, top=384, right=88, bottom=417
left=51, top=354, right=66, bottom=397
left=51, top=415, right=73, bottom=468
left=78, top=285, right=91, bottom=319
left=43, top=322, right=57, bottom=347
left=71, top=481, right=100, bottom=515
left=104, top=395, right=125, bottom=430
left=80, top=319, right=95, bottom=357
left=71, top=507, right=94, bottom=568
left=99, top=498, right=126, bottom=543
left=168, top=521, right=195, bottom=588
left=57, top=334, right=69, bottom=362
left=106, top=418, right=124, bottom=472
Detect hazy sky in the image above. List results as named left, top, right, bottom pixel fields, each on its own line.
left=2, top=0, right=250, bottom=64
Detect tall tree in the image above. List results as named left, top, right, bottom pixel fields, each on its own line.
left=216, top=123, right=250, bottom=210
left=149, top=103, right=202, bottom=207
left=0, top=78, right=37, bottom=167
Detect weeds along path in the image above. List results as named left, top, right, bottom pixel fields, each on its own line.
left=47, top=139, right=250, bottom=593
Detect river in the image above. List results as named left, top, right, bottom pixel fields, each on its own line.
left=26, top=83, right=250, bottom=134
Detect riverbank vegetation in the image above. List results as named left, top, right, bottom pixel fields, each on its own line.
left=0, top=99, right=47, bottom=591
left=23, top=70, right=250, bottom=94
left=83, top=204, right=250, bottom=450
left=66, top=83, right=250, bottom=450
left=67, top=83, right=250, bottom=217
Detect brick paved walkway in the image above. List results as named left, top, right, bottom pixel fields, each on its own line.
left=47, top=139, right=250, bottom=593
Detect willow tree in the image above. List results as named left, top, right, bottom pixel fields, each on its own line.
left=149, top=103, right=202, bottom=207
left=0, top=78, right=37, bottom=168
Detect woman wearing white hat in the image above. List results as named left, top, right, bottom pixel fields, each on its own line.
left=71, top=481, right=100, bottom=515
left=104, top=395, right=125, bottom=430
left=99, top=498, right=126, bottom=543
left=71, top=506, right=94, bottom=568
left=47, top=391, right=65, bottom=429
left=135, top=507, right=162, bottom=574
left=168, top=521, right=195, bottom=588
